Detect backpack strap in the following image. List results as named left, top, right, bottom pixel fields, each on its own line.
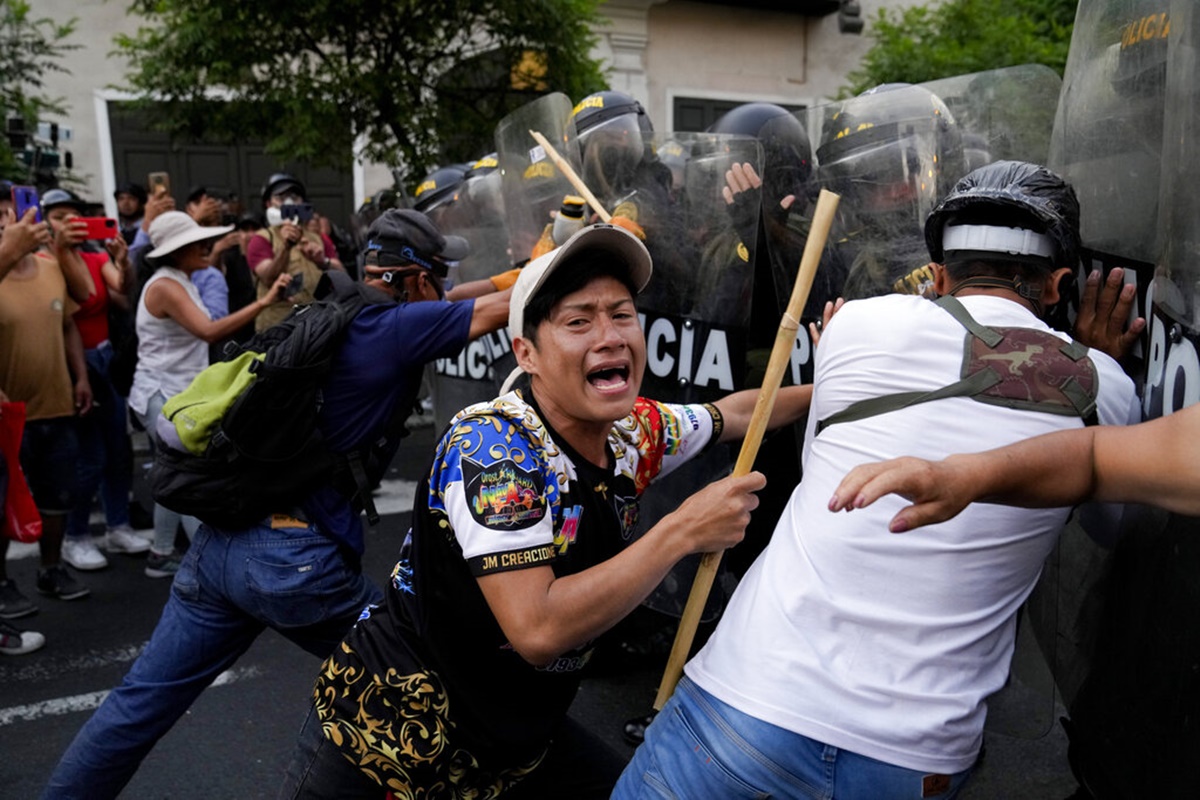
left=935, top=294, right=1004, bottom=347
left=816, top=295, right=1100, bottom=435
left=815, top=368, right=1002, bottom=436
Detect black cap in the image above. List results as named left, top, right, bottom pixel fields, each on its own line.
left=186, top=185, right=210, bottom=204
left=364, top=209, right=469, bottom=275
left=114, top=182, right=148, bottom=204
left=237, top=212, right=264, bottom=230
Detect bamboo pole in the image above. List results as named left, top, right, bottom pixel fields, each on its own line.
left=653, top=188, right=842, bottom=710
left=528, top=129, right=612, bottom=223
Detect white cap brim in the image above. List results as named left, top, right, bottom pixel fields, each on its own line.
left=508, top=223, right=652, bottom=341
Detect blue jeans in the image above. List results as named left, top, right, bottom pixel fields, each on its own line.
left=43, top=521, right=383, bottom=800
left=133, top=390, right=199, bottom=553
left=67, top=343, right=133, bottom=538
left=612, top=677, right=975, bottom=800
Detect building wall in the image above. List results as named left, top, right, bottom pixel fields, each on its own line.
left=32, top=0, right=915, bottom=215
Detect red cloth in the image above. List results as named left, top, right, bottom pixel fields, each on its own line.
left=73, top=251, right=111, bottom=349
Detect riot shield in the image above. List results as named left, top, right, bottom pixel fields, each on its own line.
left=1036, top=1, right=1176, bottom=780
left=621, top=131, right=764, bottom=623
left=424, top=157, right=519, bottom=430
left=922, top=63, right=1062, bottom=169
left=494, top=92, right=582, bottom=266
left=807, top=84, right=965, bottom=303
left=1056, top=3, right=1200, bottom=795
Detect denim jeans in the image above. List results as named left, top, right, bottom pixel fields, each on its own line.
left=611, top=677, right=975, bottom=800
left=133, top=390, right=200, bottom=553
left=67, top=343, right=133, bottom=538
left=43, top=521, right=383, bottom=800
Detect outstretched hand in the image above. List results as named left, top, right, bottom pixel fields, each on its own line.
left=828, top=456, right=975, bottom=533
left=1072, top=267, right=1145, bottom=361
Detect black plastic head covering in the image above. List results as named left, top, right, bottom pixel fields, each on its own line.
left=925, top=160, right=1082, bottom=272
left=412, top=165, right=467, bottom=213
left=260, top=172, right=306, bottom=205
left=711, top=102, right=813, bottom=209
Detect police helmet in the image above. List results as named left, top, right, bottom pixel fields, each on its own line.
left=260, top=173, right=306, bottom=205
left=412, top=165, right=467, bottom=213
left=572, top=91, right=655, bottom=196
left=925, top=160, right=1082, bottom=272
left=711, top=102, right=813, bottom=209
left=465, top=153, right=499, bottom=180
left=816, top=84, right=963, bottom=216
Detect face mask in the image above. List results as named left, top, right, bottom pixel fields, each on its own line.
left=265, top=207, right=284, bottom=227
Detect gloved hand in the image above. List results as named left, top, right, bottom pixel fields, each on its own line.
left=489, top=267, right=523, bottom=291
left=530, top=223, right=556, bottom=260
left=609, top=214, right=646, bottom=241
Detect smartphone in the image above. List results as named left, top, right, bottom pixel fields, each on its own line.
left=11, top=185, right=41, bottom=222
left=284, top=271, right=304, bottom=298
left=280, top=203, right=314, bottom=224
left=147, top=172, right=171, bottom=198
left=77, top=217, right=119, bottom=240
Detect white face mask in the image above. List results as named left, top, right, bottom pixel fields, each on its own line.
left=265, top=207, right=284, bottom=227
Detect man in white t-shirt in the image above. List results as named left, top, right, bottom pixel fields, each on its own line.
left=613, top=161, right=1141, bottom=799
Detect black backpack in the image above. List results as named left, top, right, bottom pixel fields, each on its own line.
left=148, top=271, right=413, bottom=529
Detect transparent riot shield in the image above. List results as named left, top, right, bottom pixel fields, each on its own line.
left=922, top=63, right=1063, bottom=170
left=1048, top=0, right=1165, bottom=353
left=621, top=131, right=764, bottom=623
left=1039, top=0, right=1176, bottom=774
left=807, top=84, right=965, bottom=304
left=494, top=92, right=581, bottom=266
left=423, top=160, right=519, bottom=430
left=1057, top=3, right=1200, bottom=794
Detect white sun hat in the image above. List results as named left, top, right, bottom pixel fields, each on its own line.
left=147, top=211, right=234, bottom=259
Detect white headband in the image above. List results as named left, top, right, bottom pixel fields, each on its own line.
left=942, top=224, right=1054, bottom=259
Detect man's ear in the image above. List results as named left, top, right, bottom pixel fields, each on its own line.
left=931, top=262, right=951, bottom=296
left=512, top=335, right=539, bottom=376
left=1041, top=267, right=1074, bottom=307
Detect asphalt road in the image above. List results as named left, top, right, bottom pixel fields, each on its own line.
left=1, top=422, right=1079, bottom=798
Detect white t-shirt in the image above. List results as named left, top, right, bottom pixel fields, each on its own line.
left=686, top=294, right=1140, bottom=775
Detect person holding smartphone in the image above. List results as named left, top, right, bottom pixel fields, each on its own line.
left=0, top=188, right=95, bottom=609
left=247, top=173, right=345, bottom=333
left=247, top=173, right=344, bottom=332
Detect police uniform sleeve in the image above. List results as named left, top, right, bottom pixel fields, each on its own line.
left=434, top=413, right=558, bottom=577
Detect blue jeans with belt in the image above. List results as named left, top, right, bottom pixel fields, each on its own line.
left=612, top=676, right=975, bottom=800
left=42, top=520, right=382, bottom=800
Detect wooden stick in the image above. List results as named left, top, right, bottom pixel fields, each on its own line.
left=653, top=188, right=842, bottom=710
left=528, top=129, right=612, bottom=223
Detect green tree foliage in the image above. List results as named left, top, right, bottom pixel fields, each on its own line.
left=844, top=0, right=1078, bottom=95
left=0, top=0, right=78, bottom=181
left=115, top=0, right=608, bottom=176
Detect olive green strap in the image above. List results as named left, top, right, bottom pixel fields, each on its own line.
left=815, top=368, right=1002, bottom=436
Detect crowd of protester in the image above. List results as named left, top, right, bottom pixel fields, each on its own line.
left=0, top=173, right=352, bottom=655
